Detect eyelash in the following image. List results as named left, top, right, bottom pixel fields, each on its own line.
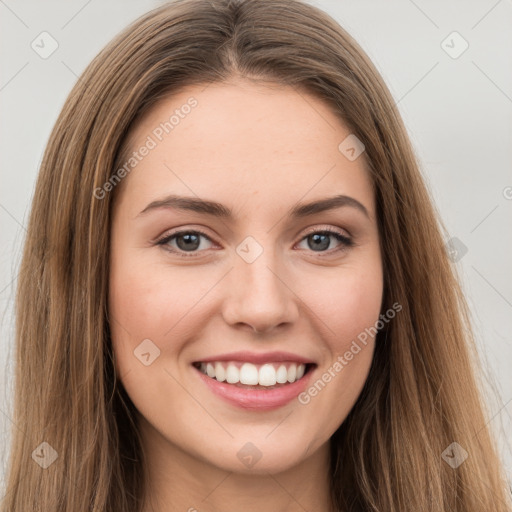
left=155, top=227, right=354, bottom=258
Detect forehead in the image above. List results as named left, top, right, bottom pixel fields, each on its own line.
left=116, top=79, right=375, bottom=219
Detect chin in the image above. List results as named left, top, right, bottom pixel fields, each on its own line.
left=195, top=430, right=325, bottom=475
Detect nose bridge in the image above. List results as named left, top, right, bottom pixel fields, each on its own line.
left=235, top=234, right=287, bottom=300
left=223, top=234, right=298, bottom=332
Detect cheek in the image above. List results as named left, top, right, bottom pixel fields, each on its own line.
left=108, top=250, right=169, bottom=373
left=292, top=258, right=383, bottom=429
left=108, top=252, right=219, bottom=371
left=301, top=260, right=383, bottom=350
left=330, top=272, right=383, bottom=348
left=109, top=259, right=168, bottom=348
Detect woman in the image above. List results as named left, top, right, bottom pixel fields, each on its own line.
left=2, top=0, right=510, bottom=510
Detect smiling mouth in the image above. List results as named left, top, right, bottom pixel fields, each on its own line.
left=192, top=361, right=315, bottom=389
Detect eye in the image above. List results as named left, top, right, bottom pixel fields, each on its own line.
left=156, top=229, right=215, bottom=257
left=296, top=228, right=354, bottom=254
left=155, top=226, right=354, bottom=258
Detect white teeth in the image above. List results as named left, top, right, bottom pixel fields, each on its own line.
left=276, top=365, right=288, bottom=383
left=259, top=364, right=276, bottom=386
left=225, top=364, right=239, bottom=384
left=239, top=363, right=259, bottom=385
left=206, top=363, right=215, bottom=378
left=287, top=364, right=297, bottom=383
left=197, top=361, right=308, bottom=386
left=215, top=362, right=226, bottom=382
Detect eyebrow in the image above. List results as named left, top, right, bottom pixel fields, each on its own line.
left=138, top=193, right=369, bottom=220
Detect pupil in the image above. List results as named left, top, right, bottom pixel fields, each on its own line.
left=177, top=233, right=200, bottom=251
left=309, top=233, right=329, bottom=251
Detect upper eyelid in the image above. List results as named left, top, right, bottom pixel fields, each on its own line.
left=301, top=224, right=351, bottom=239
left=156, top=227, right=214, bottom=245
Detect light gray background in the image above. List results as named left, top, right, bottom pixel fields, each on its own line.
left=1, top=0, right=511, bottom=495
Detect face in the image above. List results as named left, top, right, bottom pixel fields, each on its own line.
left=108, top=78, right=383, bottom=476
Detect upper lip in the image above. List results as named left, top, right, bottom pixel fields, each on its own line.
left=194, top=351, right=315, bottom=365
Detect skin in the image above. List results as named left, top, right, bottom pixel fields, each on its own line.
left=108, top=78, right=383, bottom=512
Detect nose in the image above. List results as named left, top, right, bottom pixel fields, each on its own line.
left=222, top=247, right=299, bottom=334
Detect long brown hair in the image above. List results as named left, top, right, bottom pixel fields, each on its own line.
left=2, top=0, right=510, bottom=510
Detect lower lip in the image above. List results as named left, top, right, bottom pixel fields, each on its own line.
left=194, top=366, right=314, bottom=411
